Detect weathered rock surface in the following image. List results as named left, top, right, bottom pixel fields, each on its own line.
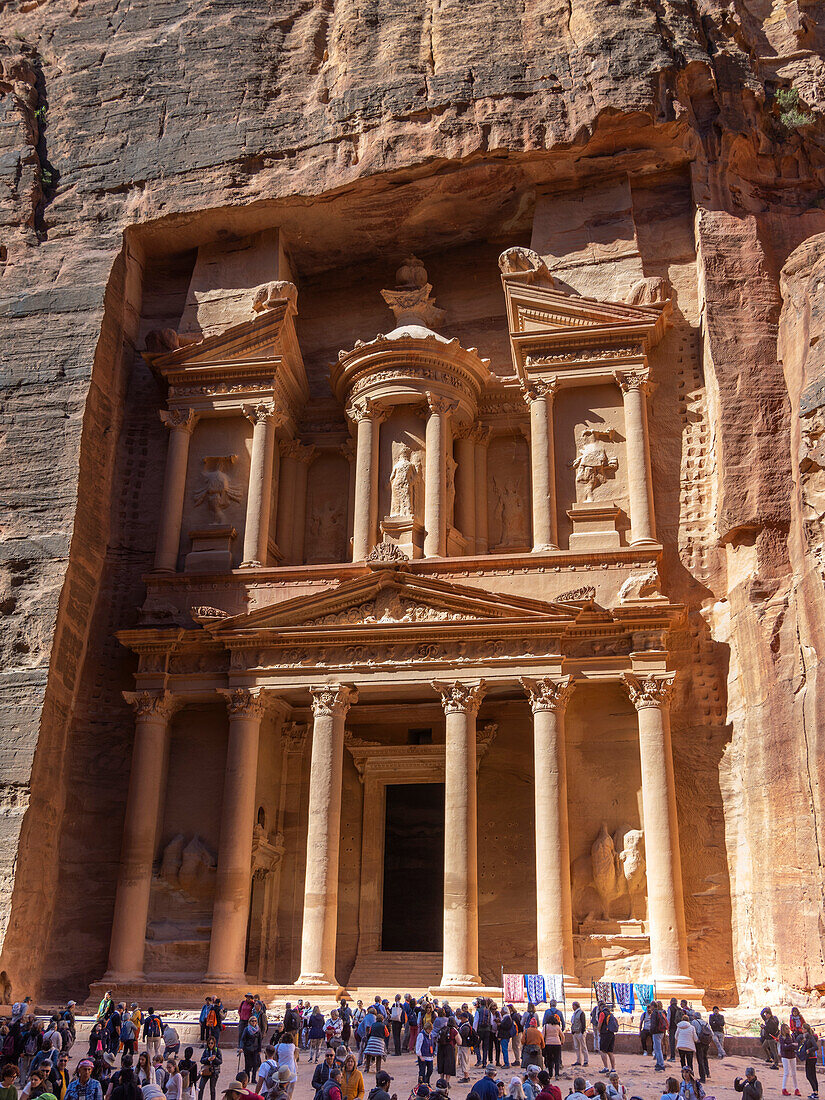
left=0, top=0, right=824, bottom=1003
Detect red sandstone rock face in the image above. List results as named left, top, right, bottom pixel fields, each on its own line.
left=0, top=0, right=825, bottom=1003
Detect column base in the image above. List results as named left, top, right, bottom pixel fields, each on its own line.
left=430, top=980, right=500, bottom=999
left=239, top=559, right=263, bottom=569
left=653, top=975, right=706, bottom=1000
left=102, top=970, right=145, bottom=984
left=532, top=544, right=559, bottom=553
left=204, top=972, right=247, bottom=985
left=629, top=536, right=660, bottom=548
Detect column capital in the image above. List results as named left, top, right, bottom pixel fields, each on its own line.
left=159, top=408, right=198, bottom=434
left=470, top=424, right=491, bottom=447
left=279, top=438, right=316, bottom=463
left=425, top=392, right=458, bottom=418
left=242, top=401, right=284, bottom=427
left=520, top=675, right=575, bottom=713
left=452, top=421, right=476, bottom=441
left=522, top=378, right=558, bottom=404
left=620, top=671, right=676, bottom=710
left=340, top=437, right=357, bottom=463
left=432, top=679, right=486, bottom=715
left=122, top=690, right=174, bottom=720
left=219, top=687, right=267, bottom=718
left=613, top=369, right=652, bottom=395
left=346, top=397, right=388, bottom=425
left=281, top=720, right=309, bottom=752
left=309, top=683, right=358, bottom=718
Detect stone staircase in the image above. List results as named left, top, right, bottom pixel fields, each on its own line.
left=347, top=951, right=444, bottom=992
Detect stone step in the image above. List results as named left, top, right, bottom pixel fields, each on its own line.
left=348, top=952, right=444, bottom=988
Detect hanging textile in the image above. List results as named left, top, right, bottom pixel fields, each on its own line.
left=612, top=983, right=634, bottom=1013
left=503, top=974, right=526, bottom=1004
left=594, top=981, right=612, bottom=1005
left=543, top=974, right=565, bottom=1003
left=634, top=984, right=655, bottom=1008
left=525, top=974, right=547, bottom=1005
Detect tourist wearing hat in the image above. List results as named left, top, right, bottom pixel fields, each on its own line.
left=522, top=1065, right=541, bottom=1100
left=141, top=1087, right=163, bottom=1100
left=367, top=1070, right=394, bottom=1100
left=219, top=1080, right=247, bottom=1100
left=198, top=1037, right=222, bottom=1100
left=469, top=1066, right=499, bottom=1100
left=65, top=1061, right=103, bottom=1100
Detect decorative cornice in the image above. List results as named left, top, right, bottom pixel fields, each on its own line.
left=123, top=690, right=174, bottom=720
left=520, top=675, right=575, bottom=714
left=431, top=679, right=486, bottom=715
left=620, top=672, right=676, bottom=710
left=309, top=683, right=358, bottom=718
left=159, top=408, right=198, bottom=434
left=218, top=687, right=266, bottom=718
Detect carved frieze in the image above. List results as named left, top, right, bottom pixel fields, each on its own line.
left=526, top=344, right=644, bottom=367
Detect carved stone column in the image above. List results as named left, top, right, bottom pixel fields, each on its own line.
left=241, top=402, right=281, bottom=567
left=472, top=425, right=490, bottom=555
left=615, top=371, right=657, bottom=546
left=105, top=691, right=173, bottom=980
left=432, top=679, right=486, bottom=987
left=523, top=381, right=559, bottom=551
left=296, top=684, right=358, bottom=987
left=621, top=672, right=691, bottom=982
left=424, top=394, right=456, bottom=557
left=154, top=409, right=197, bottom=572
left=347, top=399, right=386, bottom=561
left=454, top=426, right=476, bottom=550
left=520, top=676, right=577, bottom=980
left=206, top=688, right=266, bottom=983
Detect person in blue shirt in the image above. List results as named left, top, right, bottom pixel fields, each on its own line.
left=64, top=1061, right=103, bottom=1100
left=199, top=999, right=213, bottom=1043
left=470, top=1065, right=501, bottom=1100
left=541, top=1003, right=565, bottom=1030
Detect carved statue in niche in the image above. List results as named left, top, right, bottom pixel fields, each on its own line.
left=572, top=427, right=619, bottom=502
left=571, top=824, right=647, bottom=923
left=493, top=478, right=530, bottom=548
left=194, top=455, right=242, bottom=518
left=389, top=443, right=421, bottom=517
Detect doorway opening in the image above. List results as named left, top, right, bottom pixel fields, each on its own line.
left=381, top=782, right=444, bottom=951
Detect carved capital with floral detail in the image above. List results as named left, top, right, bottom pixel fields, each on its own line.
left=522, top=378, right=558, bottom=405
left=309, top=683, right=358, bottom=718
left=123, top=690, right=174, bottom=720
left=242, top=401, right=284, bottom=427
left=613, top=370, right=652, bottom=396
left=281, top=720, right=309, bottom=752
left=218, top=687, right=267, bottom=718
left=346, top=397, right=388, bottom=426
left=340, top=437, right=357, bottom=463
left=159, top=408, right=198, bottom=434
left=279, top=438, right=317, bottom=463
left=620, top=672, right=676, bottom=710
left=520, top=675, right=575, bottom=713
left=432, top=679, right=487, bottom=715
left=470, top=424, right=491, bottom=447
left=425, top=392, right=459, bottom=418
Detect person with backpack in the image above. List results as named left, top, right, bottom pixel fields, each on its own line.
left=414, top=1025, right=435, bottom=1086
left=199, top=1001, right=214, bottom=1044
left=473, top=1002, right=493, bottom=1069
left=435, top=1020, right=459, bottom=1087
left=363, top=1019, right=388, bottom=1076
left=569, top=1002, right=587, bottom=1068
left=691, top=1014, right=712, bottom=1083
left=760, top=1009, right=781, bottom=1070
left=198, top=1037, right=222, bottom=1100
left=118, top=1016, right=136, bottom=1059
left=590, top=1004, right=603, bottom=1057
left=667, top=1001, right=682, bottom=1063
left=457, top=1018, right=474, bottom=1083
left=389, top=1001, right=404, bottom=1059
left=142, top=1010, right=164, bottom=1061
left=597, top=1006, right=619, bottom=1073
left=520, top=1021, right=544, bottom=1072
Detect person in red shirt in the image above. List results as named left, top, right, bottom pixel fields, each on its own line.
left=535, top=1070, right=562, bottom=1100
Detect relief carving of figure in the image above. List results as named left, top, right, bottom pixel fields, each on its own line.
left=309, top=500, right=345, bottom=556
left=572, top=427, right=619, bottom=502
left=194, top=455, right=242, bottom=518
left=571, top=823, right=647, bottom=923
left=494, top=478, right=530, bottom=547
left=389, top=444, right=421, bottom=517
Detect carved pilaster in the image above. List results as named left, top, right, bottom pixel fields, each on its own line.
left=520, top=675, right=575, bottom=713
left=431, top=679, right=486, bottom=715
left=309, top=683, right=358, bottom=718
left=620, top=671, right=676, bottom=710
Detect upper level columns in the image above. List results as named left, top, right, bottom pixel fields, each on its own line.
left=296, top=684, right=358, bottom=987
left=523, top=380, right=559, bottom=552
left=154, top=409, right=197, bottom=572
left=432, top=679, right=485, bottom=987
left=347, top=399, right=386, bottom=562
left=424, top=393, right=457, bottom=558
left=241, top=402, right=282, bottom=568
left=621, top=671, right=691, bottom=982
left=521, top=675, right=577, bottom=980
left=615, top=371, right=657, bottom=546
left=206, top=687, right=266, bottom=982
left=106, top=691, right=173, bottom=980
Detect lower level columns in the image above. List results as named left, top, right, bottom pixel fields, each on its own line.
left=106, top=691, right=173, bottom=981
left=432, top=679, right=485, bottom=987
left=521, top=676, right=577, bottom=981
left=295, top=684, right=358, bottom=988
left=621, top=672, right=692, bottom=983
left=205, top=688, right=266, bottom=983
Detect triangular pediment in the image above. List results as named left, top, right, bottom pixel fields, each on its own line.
left=209, top=569, right=586, bottom=635
left=502, top=280, right=664, bottom=338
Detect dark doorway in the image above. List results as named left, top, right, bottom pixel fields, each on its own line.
left=382, top=782, right=444, bottom=951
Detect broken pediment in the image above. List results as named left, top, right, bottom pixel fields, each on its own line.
left=205, top=569, right=584, bottom=636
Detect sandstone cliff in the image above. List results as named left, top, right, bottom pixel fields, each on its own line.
left=1, top=0, right=824, bottom=1003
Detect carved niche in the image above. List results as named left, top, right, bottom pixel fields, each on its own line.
left=571, top=823, right=647, bottom=925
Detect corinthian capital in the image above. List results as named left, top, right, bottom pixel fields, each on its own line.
left=279, top=438, right=317, bottom=463
left=310, top=684, right=358, bottom=718
left=123, top=690, right=173, bottom=719
left=432, top=679, right=486, bottom=715
left=522, top=378, right=558, bottom=405
left=520, top=675, right=574, bottom=713
left=219, top=687, right=266, bottom=718
left=159, top=408, right=198, bottom=434
left=346, top=398, right=388, bottom=425
left=613, top=370, right=652, bottom=395
left=425, top=392, right=458, bottom=418
left=620, top=672, right=676, bottom=710
left=243, top=401, right=283, bottom=427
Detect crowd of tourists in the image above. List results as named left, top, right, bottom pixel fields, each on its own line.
left=0, top=992, right=819, bottom=1100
